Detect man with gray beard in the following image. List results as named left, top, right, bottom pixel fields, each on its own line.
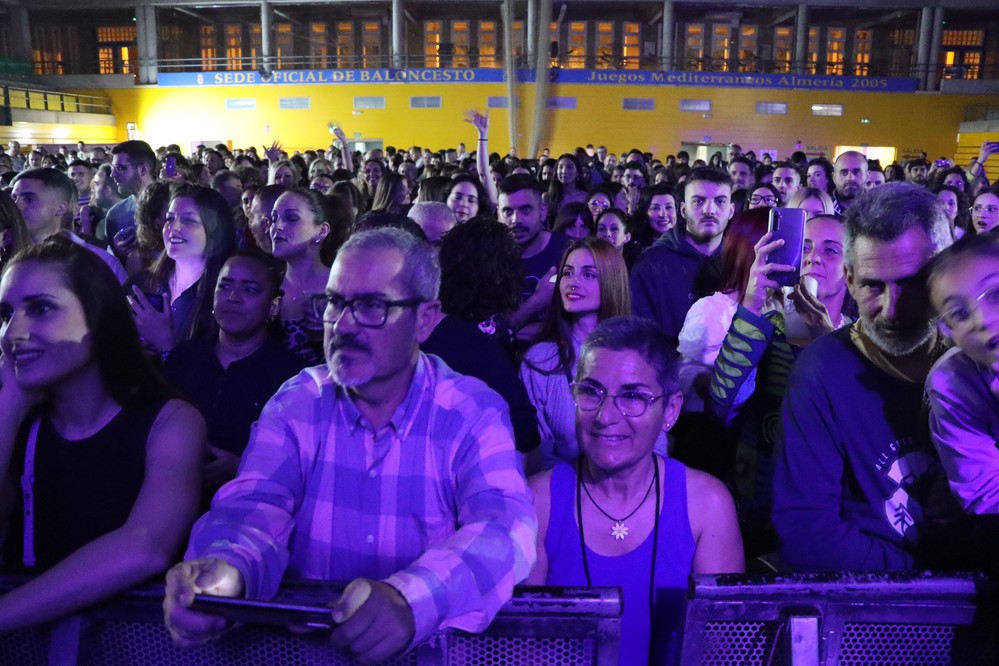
left=773, top=183, right=961, bottom=572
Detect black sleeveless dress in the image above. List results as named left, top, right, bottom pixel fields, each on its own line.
left=4, top=400, right=166, bottom=572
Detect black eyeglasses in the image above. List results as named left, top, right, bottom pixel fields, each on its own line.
left=570, top=382, right=664, bottom=418
left=309, top=294, right=424, bottom=328
left=749, top=194, right=778, bottom=206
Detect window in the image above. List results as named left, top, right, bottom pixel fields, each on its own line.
left=310, top=22, right=330, bottom=68
left=942, top=30, right=984, bottom=47
left=411, top=96, right=442, bottom=108
left=280, top=98, right=310, bottom=110
left=487, top=96, right=516, bottom=108
left=756, top=101, right=788, bottom=115
left=424, top=21, right=441, bottom=68
left=451, top=21, right=470, bottom=67
left=478, top=21, right=497, bottom=67
left=711, top=24, right=730, bottom=71
left=225, top=99, right=256, bottom=111
left=680, top=99, right=711, bottom=112
left=738, top=25, right=757, bottom=72
left=854, top=29, right=871, bottom=76
left=225, top=24, right=242, bottom=71
left=811, top=103, right=843, bottom=116
left=547, top=97, right=577, bottom=109
left=566, top=21, right=586, bottom=69
left=596, top=22, right=614, bottom=69
left=275, top=23, right=293, bottom=69
left=34, top=27, right=64, bottom=75
left=511, top=21, right=525, bottom=59
left=623, top=98, right=654, bottom=111
left=549, top=21, right=559, bottom=66
left=807, top=28, right=818, bottom=74
left=354, top=96, right=386, bottom=109
left=826, top=28, right=845, bottom=75
left=685, top=24, right=704, bottom=71
left=96, top=24, right=136, bottom=75
left=362, top=21, right=380, bottom=68
left=622, top=22, right=640, bottom=70
left=337, top=22, right=355, bottom=68
left=773, top=26, right=792, bottom=73
left=200, top=25, right=217, bottom=71
left=249, top=24, right=261, bottom=70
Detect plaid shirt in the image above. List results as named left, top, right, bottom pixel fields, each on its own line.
left=187, top=353, right=537, bottom=643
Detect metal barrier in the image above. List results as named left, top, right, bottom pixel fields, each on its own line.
left=0, top=581, right=621, bottom=666
left=679, top=571, right=998, bottom=666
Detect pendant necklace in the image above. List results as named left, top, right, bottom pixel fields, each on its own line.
left=579, top=459, right=657, bottom=540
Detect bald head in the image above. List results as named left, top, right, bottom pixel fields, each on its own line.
left=833, top=151, right=868, bottom=204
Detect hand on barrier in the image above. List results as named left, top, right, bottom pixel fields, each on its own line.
left=164, top=557, right=245, bottom=648
left=329, top=578, right=415, bottom=665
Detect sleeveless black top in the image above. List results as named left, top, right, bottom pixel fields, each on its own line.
left=5, top=400, right=166, bottom=572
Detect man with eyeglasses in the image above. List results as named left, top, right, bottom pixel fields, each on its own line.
left=165, top=227, right=536, bottom=663
left=774, top=183, right=963, bottom=573
left=631, top=167, right=734, bottom=348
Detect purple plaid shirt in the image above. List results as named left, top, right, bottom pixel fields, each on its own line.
left=186, top=353, right=537, bottom=643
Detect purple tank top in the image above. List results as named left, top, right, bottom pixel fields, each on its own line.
left=545, top=456, right=695, bottom=665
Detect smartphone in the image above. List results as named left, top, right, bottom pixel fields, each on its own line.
left=935, top=159, right=949, bottom=168
left=767, top=207, right=807, bottom=287
left=165, top=156, right=177, bottom=177
left=191, top=594, right=338, bottom=629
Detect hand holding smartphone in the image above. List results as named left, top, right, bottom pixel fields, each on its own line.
left=766, top=208, right=807, bottom=287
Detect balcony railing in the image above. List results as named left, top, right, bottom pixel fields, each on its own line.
left=1, top=84, right=112, bottom=115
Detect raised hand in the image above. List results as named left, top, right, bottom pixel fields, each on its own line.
left=741, top=231, right=794, bottom=316
left=464, top=110, right=489, bottom=139
left=263, top=141, right=283, bottom=163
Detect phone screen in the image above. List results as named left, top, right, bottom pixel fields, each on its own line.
left=767, top=208, right=807, bottom=287
left=165, top=156, right=177, bottom=177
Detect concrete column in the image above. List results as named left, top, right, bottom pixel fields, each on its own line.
left=136, top=5, right=159, bottom=84
left=661, top=0, right=674, bottom=70
left=526, top=0, right=538, bottom=67
left=793, top=4, right=808, bottom=75
left=10, top=7, right=32, bottom=65
left=391, top=0, right=404, bottom=68
left=915, top=6, right=932, bottom=90
left=926, top=6, right=944, bottom=91
left=501, top=0, right=518, bottom=154
left=261, top=0, right=274, bottom=74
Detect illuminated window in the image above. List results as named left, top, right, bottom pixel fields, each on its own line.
left=249, top=24, right=261, bottom=70
left=511, top=21, right=524, bottom=59
left=96, top=25, right=136, bottom=75
left=337, top=22, right=354, bottom=68
left=622, top=23, right=640, bottom=70
left=826, top=27, right=845, bottom=75
left=685, top=24, right=704, bottom=71
left=225, top=24, right=242, bottom=71
left=275, top=23, right=293, bottom=69
left=773, top=26, right=792, bottom=73
left=680, top=99, right=711, bottom=112
left=451, top=21, right=470, bottom=67
left=310, top=22, right=329, bottom=68
left=942, top=30, right=984, bottom=47
left=853, top=29, right=871, bottom=76
left=807, top=28, right=818, bottom=74
left=565, top=21, right=586, bottom=69
left=596, top=22, right=614, bottom=70
left=756, top=101, right=787, bottom=115
left=200, top=25, right=217, bottom=71
left=738, top=25, right=757, bottom=72
left=549, top=21, right=559, bottom=66
left=478, top=21, right=497, bottom=67
left=362, top=21, right=380, bottom=68
left=711, top=24, right=730, bottom=71
left=424, top=21, right=441, bottom=68
left=34, top=27, right=64, bottom=75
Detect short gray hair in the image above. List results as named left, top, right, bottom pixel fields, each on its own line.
left=577, top=316, right=679, bottom=395
left=843, top=182, right=951, bottom=268
left=338, top=226, right=440, bottom=300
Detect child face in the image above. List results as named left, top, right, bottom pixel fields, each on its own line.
left=931, top=253, right=999, bottom=372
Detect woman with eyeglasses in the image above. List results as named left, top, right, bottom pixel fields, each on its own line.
left=520, top=238, right=661, bottom=471
left=269, top=188, right=339, bottom=366
left=970, top=190, right=999, bottom=235
left=744, top=182, right=781, bottom=211
left=525, top=316, right=743, bottom=666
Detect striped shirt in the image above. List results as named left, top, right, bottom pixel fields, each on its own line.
left=187, top=353, right=537, bottom=644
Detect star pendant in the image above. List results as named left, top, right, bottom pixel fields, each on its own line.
left=610, top=521, right=629, bottom=540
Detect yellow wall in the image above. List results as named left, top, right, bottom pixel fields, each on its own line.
left=73, top=82, right=995, bottom=165
left=956, top=131, right=999, bottom=182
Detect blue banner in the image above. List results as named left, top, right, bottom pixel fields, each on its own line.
left=158, top=68, right=917, bottom=93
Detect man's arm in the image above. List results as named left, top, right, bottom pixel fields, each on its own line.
left=382, top=388, right=538, bottom=645
left=629, top=257, right=660, bottom=324
left=773, top=351, right=915, bottom=571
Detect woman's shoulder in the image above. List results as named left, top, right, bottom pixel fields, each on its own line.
left=523, top=340, right=560, bottom=365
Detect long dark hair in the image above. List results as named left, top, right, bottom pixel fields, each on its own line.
left=526, top=237, right=630, bottom=376
left=144, top=185, right=236, bottom=342
left=0, top=189, right=30, bottom=269
left=3, top=237, right=174, bottom=405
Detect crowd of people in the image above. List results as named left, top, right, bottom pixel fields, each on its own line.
left=0, top=122, right=997, bottom=664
